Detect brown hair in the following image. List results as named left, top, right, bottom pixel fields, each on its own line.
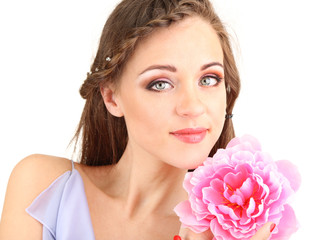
left=73, top=0, right=240, bottom=166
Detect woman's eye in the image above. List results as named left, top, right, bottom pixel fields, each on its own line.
left=199, top=75, right=221, bottom=87
left=148, top=81, right=173, bottom=91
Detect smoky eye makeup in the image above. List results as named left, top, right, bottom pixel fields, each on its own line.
left=199, top=74, right=223, bottom=87
left=145, top=79, right=174, bottom=92
left=140, top=63, right=224, bottom=91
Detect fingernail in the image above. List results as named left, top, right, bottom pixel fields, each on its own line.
left=270, top=223, right=276, bottom=233
left=173, top=235, right=182, bottom=240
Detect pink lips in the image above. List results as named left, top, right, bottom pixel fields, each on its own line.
left=170, top=128, right=207, bottom=144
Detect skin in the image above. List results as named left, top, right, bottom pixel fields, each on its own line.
left=106, top=16, right=226, bottom=170
left=0, top=16, right=273, bottom=239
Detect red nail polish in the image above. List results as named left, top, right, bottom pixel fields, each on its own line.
left=270, top=223, right=276, bottom=233
left=173, top=235, right=182, bottom=240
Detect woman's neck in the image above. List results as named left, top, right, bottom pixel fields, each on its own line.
left=104, top=143, right=188, bottom=219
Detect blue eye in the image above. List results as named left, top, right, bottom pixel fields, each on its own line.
left=199, top=75, right=221, bottom=87
left=147, top=81, right=173, bottom=91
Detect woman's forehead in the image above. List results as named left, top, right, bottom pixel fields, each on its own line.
left=126, top=16, right=223, bottom=71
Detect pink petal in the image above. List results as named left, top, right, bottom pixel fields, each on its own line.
left=270, top=204, right=299, bottom=239
left=240, top=135, right=262, bottom=151
left=224, top=171, right=246, bottom=190
left=190, top=197, right=209, bottom=218
left=239, top=178, right=254, bottom=200
left=265, top=172, right=282, bottom=205
left=202, top=187, right=223, bottom=205
left=193, top=165, right=214, bottom=182
left=225, top=136, right=242, bottom=148
left=246, top=197, right=256, bottom=217
left=183, top=172, right=194, bottom=194
left=276, top=160, right=301, bottom=192
left=239, top=210, right=253, bottom=225
left=210, top=218, right=232, bottom=240
left=174, top=201, right=210, bottom=233
left=229, top=223, right=255, bottom=239
left=211, top=178, right=225, bottom=192
left=274, top=179, right=294, bottom=207
left=211, top=218, right=253, bottom=240
left=231, top=151, right=255, bottom=166
left=215, top=166, right=236, bottom=179
left=229, top=193, right=244, bottom=206
left=192, top=177, right=212, bottom=198
left=252, top=199, right=265, bottom=218
left=218, top=205, right=240, bottom=221
left=226, top=135, right=261, bottom=151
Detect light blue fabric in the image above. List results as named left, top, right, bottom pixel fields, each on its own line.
left=26, top=161, right=95, bottom=240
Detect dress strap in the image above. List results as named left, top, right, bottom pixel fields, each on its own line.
left=71, top=159, right=75, bottom=171
left=26, top=158, right=95, bottom=239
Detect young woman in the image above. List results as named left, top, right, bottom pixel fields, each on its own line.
left=0, top=0, right=275, bottom=239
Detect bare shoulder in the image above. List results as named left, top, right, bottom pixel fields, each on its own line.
left=0, top=154, right=72, bottom=239
left=5, top=154, right=72, bottom=201
left=14, top=154, right=72, bottom=181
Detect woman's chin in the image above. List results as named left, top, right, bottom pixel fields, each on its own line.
left=170, top=154, right=210, bottom=170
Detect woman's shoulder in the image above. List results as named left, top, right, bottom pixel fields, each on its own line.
left=18, top=153, right=72, bottom=174
left=5, top=154, right=73, bottom=212
left=0, top=154, right=72, bottom=239
left=10, top=154, right=73, bottom=193
left=17, top=153, right=72, bottom=171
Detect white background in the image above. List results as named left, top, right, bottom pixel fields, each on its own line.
left=0, top=0, right=314, bottom=239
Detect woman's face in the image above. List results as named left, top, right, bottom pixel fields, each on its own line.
left=111, top=16, right=226, bottom=169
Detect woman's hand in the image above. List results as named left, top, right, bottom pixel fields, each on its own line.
left=174, top=222, right=276, bottom=240
left=175, top=227, right=214, bottom=240
left=250, top=222, right=276, bottom=240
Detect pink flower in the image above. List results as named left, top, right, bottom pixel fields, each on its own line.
left=174, top=135, right=301, bottom=240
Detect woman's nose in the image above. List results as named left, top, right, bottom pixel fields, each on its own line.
left=175, top=86, right=206, bottom=118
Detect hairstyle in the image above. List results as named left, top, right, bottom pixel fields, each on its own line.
left=73, top=0, right=241, bottom=166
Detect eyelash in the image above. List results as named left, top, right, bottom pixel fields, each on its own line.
left=146, top=74, right=223, bottom=92
left=199, top=74, right=223, bottom=87
left=146, top=80, right=173, bottom=92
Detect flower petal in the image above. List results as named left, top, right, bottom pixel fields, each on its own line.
left=210, top=218, right=230, bottom=240
left=183, top=172, right=194, bottom=194
left=239, top=178, right=254, bottom=200
left=202, top=187, right=223, bottom=205
left=276, top=160, right=301, bottom=192
left=218, top=205, right=240, bottom=221
left=246, top=197, right=256, bottom=217
left=226, top=135, right=261, bottom=152
left=270, top=204, right=299, bottom=239
left=174, top=201, right=210, bottom=233
left=224, top=171, right=245, bottom=190
left=229, top=193, right=244, bottom=206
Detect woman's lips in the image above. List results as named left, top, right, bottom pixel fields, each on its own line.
left=170, top=128, right=207, bottom=144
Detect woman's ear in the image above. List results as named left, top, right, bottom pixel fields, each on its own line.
left=100, top=85, right=124, bottom=117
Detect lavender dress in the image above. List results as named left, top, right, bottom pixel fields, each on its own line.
left=26, top=160, right=95, bottom=240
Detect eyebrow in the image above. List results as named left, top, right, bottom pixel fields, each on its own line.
left=139, top=62, right=223, bottom=76
left=201, top=62, right=224, bottom=71
left=139, top=64, right=176, bottom=75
